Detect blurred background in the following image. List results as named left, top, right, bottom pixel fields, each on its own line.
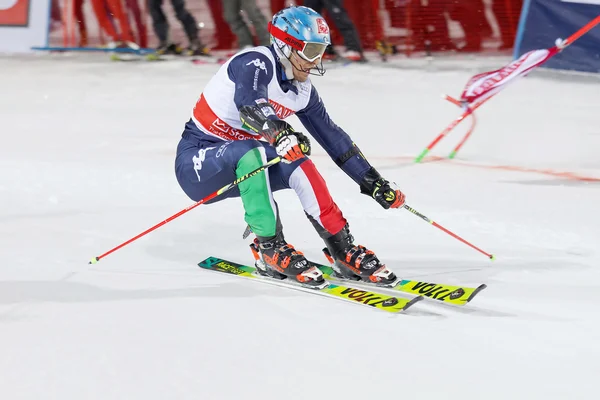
left=3, top=0, right=597, bottom=73
left=1, top=3, right=599, bottom=399
left=42, top=0, right=520, bottom=52
left=42, top=0, right=522, bottom=54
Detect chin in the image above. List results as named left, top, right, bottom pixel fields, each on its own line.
left=294, top=71, right=309, bottom=82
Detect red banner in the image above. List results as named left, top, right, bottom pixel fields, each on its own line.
left=460, top=47, right=558, bottom=106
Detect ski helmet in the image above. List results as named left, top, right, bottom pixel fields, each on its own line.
left=269, top=6, right=331, bottom=76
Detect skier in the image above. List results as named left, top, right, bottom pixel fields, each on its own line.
left=174, top=6, right=406, bottom=288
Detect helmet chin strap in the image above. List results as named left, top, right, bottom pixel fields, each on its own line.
left=273, top=42, right=294, bottom=80
left=289, top=55, right=326, bottom=77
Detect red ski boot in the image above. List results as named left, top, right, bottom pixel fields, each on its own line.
left=250, top=234, right=326, bottom=289
left=322, top=225, right=398, bottom=286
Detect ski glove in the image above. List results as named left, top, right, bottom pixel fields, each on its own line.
left=272, top=128, right=311, bottom=163
left=261, top=120, right=311, bottom=164
left=239, top=104, right=311, bottom=163
left=360, top=167, right=406, bottom=209
left=371, top=179, right=406, bottom=209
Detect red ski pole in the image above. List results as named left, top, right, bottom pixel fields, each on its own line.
left=403, top=204, right=495, bottom=260
left=89, top=156, right=282, bottom=264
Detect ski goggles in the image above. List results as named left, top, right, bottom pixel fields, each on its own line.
left=268, top=22, right=328, bottom=62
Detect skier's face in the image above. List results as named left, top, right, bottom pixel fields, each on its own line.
left=290, top=50, right=318, bottom=82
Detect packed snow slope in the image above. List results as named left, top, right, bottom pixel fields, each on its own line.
left=1, top=53, right=599, bottom=399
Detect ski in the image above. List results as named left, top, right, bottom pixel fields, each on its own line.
left=109, top=52, right=226, bottom=64
left=190, top=56, right=227, bottom=65
left=198, top=256, right=422, bottom=313
left=315, top=263, right=487, bottom=306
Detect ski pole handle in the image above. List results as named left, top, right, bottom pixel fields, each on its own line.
left=89, top=156, right=282, bottom=264
left=402, top=204, right=495, bottom=260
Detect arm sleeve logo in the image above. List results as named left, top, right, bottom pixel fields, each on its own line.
left=246, top=59, right=268, bottom=74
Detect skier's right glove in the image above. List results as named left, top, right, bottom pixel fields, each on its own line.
left=239, top=104, right=310, bottom=163
left=360, top=167, right=406, bottom=209
left=268, top=122, right=311, bottom=163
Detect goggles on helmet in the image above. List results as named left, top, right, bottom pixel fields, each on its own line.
left=268, top=22, right=328, bottom=63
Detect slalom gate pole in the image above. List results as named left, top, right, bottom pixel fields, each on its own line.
left=445, top=95, right=496, bottom=159
left=558, top=15, right=600, bottom=49
left=414, top=15, right=600, bottom=163
left=443, top=95, right=477, bottom=160
left=414, top=100, right=484, bottom=163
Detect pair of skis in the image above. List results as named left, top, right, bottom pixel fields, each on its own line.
left=198, top=256, right=486, bottom=314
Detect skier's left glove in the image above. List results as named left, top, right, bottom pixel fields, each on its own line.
left=360, top=167, right=406, bottom=209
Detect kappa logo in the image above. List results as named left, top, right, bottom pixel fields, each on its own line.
left=246, top=58, right=267, bottom=74
left=316, top=18, right=329, bottom=34
left=192, top=146, right=216, bottom=181
left=0, top=0, right=29, bottom=26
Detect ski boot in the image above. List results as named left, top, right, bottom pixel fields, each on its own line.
left=322, top=224, right=398, bottom=286
left=187, top=39, right=211, bottom=57
left=156, top=42, right=183, bottom=56
left=375, top=40, right=397, bottom=61
left=144, top=42, right=182, bottom=61
left=249, top=234, right=327, bottom=289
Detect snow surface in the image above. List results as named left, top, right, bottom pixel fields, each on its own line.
left=1, top=53, right=599, bottom=400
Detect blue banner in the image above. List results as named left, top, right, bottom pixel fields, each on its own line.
left=514, top=0, right=600, bottom=73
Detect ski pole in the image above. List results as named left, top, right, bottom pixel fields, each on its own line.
left=402, top=204, right=495, bottom=260
left=89, top=156, right=282, bottom=264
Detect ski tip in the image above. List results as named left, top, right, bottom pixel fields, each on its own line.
left=466, top=284, right=488, bottom=303
left=402, top=295, right=425, bottom=312
left=490, top=254, right=496, bottom=261
left=88, top=257, right=99, bottom=265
